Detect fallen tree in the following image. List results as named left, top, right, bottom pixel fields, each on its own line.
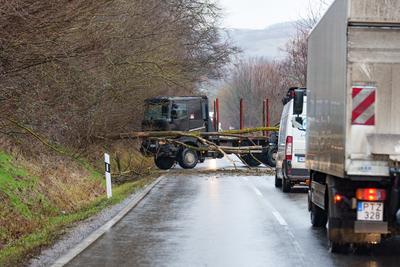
left=101, top=126, right=279, bottom=140
left=97, top=126, right=279, bottom=169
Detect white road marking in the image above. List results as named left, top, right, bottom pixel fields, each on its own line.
left=253, top=187, right=263, bottom=197
left=272, top=211, right=288, bottom=226
left=242, top=176, right=306, bottom=267
left=51, top=175, right=166, bottom=267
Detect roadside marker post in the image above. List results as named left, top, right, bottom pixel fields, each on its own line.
left=215, top=98, right=220, bottom=131
left=240, top=98, right=244, bottom=130
left=104, top=153, right=112, bottom=198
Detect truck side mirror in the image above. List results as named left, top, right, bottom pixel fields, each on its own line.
left=293, top=89, right=304, bottom=115
left=201, top=102, right=207, bottom=121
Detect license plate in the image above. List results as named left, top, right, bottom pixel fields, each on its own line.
left=357, top=202, right=384, bottom=221
left=297, top=156, right=305, bottom=162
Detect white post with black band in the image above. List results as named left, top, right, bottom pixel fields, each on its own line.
left=104, top=153, right=112, bottom=198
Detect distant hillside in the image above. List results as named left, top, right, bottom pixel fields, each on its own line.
left=225, top=21, right=297, bottom=60
left=200, top=22, right=298, bottom=96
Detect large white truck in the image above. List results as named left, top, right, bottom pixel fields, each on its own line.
left=296, top=0, right=400, bottom=252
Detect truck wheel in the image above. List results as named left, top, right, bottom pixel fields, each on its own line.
left=266, top=146, right=277, bottom=167
left=178, top=148, right=198, bottom=169
left=310, top=202, right=327, bottom=227
left=274, top=173, right=282, bottom=188
left=240, top=154, right=262, bottom=167
left=154, top=156, right=175, bottom=170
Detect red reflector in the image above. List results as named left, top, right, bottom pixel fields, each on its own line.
left=356, top=188, right=386, bottom=201
left=285, top=136, right=293, bottom=160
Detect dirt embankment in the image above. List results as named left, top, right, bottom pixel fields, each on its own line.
left=0, top=138, right=153, bottom=266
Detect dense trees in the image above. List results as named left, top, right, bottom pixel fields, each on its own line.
left=0, top=0, right=236, bottom=149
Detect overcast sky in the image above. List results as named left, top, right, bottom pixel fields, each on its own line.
left=219, top=0, right=332, bottom=29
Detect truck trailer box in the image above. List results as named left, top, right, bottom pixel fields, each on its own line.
left=306, top=0, right=400, bottom=178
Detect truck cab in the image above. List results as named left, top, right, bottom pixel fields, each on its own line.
left=142, top=96, right=212, bottom=132
left=275, top=88, right=308, bottom=192
left=141, top=96, right=213, bottom=170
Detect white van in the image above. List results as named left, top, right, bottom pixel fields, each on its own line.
left=275, top=88, right=308, bottom=192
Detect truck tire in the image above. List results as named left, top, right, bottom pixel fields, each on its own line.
left=266, top=146, right=277, bottom=167
left=310, top=202, right=327, bottom=227
left=240, top=154, right=262, bottom=167
left=274, top=172, right=282, bottom=188
left=178, top=148, right=198, bottom=169
left=154, top=156, right=175, bottom=170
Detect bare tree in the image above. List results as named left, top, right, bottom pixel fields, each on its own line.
left=218, top=58, right=289, bottom=129
left=281, top=0, right=331, bottom=87
left=0, top=0, right=237, bottom=150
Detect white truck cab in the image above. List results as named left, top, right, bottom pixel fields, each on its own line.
left=275, top=88, right=308, bottom=192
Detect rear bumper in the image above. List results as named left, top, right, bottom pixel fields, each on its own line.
left=287, top=168, right=309, bottom=180
left=354, top=221, right=389, bottom=234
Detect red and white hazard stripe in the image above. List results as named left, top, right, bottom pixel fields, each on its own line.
left=352, top=86, right=376, bottom=126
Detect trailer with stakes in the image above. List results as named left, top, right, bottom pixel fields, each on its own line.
left=139, top=95, right=279, bottom=170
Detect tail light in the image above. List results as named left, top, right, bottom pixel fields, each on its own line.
left=356, top=188, right=386, bottom=201
left=334, top=194, right=343, bottom=204
left=285, top=136, right=293, bottom=160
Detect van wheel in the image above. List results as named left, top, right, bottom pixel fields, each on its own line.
left=310, top=202, right=327, bottom=227
left=274, top=173, right=282, bottom=188
left=178, top=148, right=198, bottom=169
left=154, top=157, right=175, bottom=170
left=282, top=176, right=291, bottom=193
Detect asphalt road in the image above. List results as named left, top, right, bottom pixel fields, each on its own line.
left=67, top=158, right=400, bottom=267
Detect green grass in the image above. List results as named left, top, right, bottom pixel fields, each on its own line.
left=0, top=152, right=40, bottom=218
left=0, top=150, right=156, bottom=267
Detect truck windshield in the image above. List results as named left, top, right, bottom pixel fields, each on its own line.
left=144, top=102, right=170, bottom=120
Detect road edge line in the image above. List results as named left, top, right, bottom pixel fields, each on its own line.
left=50, top=175, right=166, bottom=267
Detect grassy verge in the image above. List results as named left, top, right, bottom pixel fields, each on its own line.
left=0, top=149, right=156, bottom=266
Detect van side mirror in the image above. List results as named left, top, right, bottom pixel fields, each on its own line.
left=293, top=89, right=304, bottom=115
left=171, top=110, right=178, bottom=120
left=291, top=117, right=305, bottom=131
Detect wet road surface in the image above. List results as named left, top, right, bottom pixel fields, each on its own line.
left=67, top=158, right=400, bottom=267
